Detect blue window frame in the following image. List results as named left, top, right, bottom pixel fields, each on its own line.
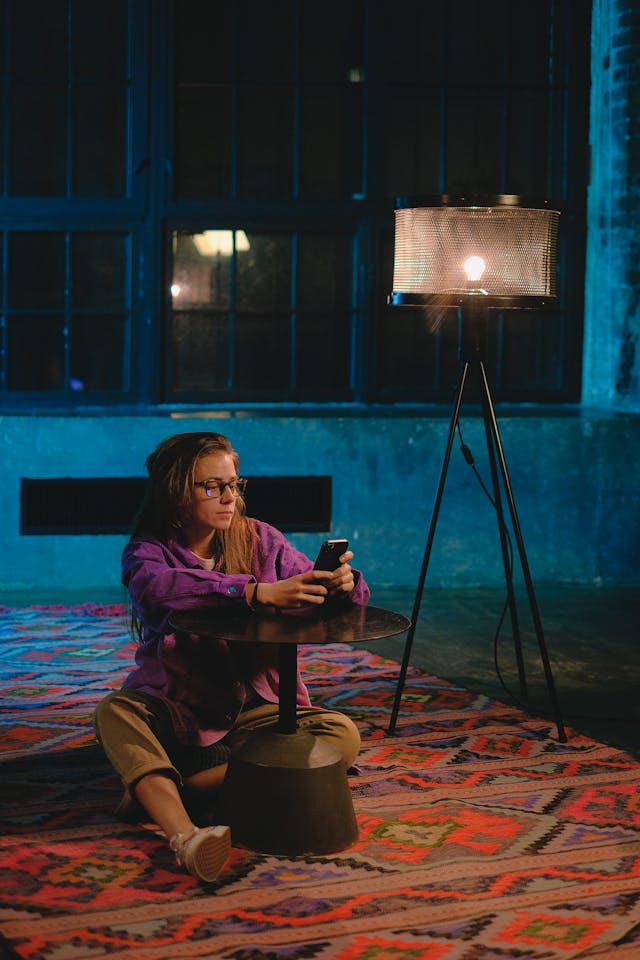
left=0, top=0, right=590, bottom=408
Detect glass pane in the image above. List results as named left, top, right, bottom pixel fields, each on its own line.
left=72, top=0, right=128, bottom=80
left=297, top=234, right=352, bottom=311
left=501, top=310, right=564, bottom=392
left=174, top=88, right=232, bottom=198
left=171, top=311, right=229, bottom=392
left=506, top=91, right=549, bottom=196
left=234, top=313, right=290, bottom=393
left=377, top=304, right=439, bottom=395
left=72, top=85, right=126, bottom=196
left=71, top=234, right=127, bottom=309
left=9, top=233, right=65, bottom=308
left=384, top=88, right=441, bottom=197
left=380, top=0, right=445, bottom=84
left=70, top=314, right=125, bottom=391
left=300, top=0, right=364, bottom=83
left=172, top=232, right=234, bottom=309
left=296, top=311, right=352, bottom=398
left=446, top=0, right=509, bottom=84
left=12, top=0, right=67, bottom=81
left=446, top=91, right=503, bottom=193
left=299, top=86, right=363, bottom=199
left=239, top=0, right=294, bottom=83
left=237, top=86, right=293, bottom=199
left=509, top=2, right=552, bottom=86
left=9, top=88, right=66, bottom=195
left=174, top=1, right=232, bottom=83
left=236, top=234, right=290, bottom=310
left=7, top=314, right=65, bottom=390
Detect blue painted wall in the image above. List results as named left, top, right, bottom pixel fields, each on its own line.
left=1, top=409, right=638, bottom=595
left=2, top=0, right=640, bottom=598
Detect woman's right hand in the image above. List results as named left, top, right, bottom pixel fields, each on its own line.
left=250, top=571, right=332, bottom=609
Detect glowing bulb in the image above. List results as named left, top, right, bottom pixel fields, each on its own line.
left=463, top=256, right=486, bottom=282
left=193, top=230, right=250, bottom=256
left=170, top=283, right=181, bottom=298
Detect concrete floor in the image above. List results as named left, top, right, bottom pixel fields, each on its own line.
left=368, top=585, right=640, bottom=758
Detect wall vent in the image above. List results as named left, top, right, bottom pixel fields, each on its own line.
left=21, top=476, right=331, bottom=535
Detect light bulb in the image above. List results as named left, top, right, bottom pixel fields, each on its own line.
left=463, top=256, right=486, bottom=282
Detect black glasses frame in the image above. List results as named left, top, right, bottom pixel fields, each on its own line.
left=194, top=478, right=248, bottom=499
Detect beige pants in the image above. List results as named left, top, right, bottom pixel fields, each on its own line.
left=93, top=690, right=361, bottom=797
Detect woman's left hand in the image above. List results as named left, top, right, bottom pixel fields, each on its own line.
left=325, top=549, right=356, bottom=595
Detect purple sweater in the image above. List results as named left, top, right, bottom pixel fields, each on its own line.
left=121, top=519, right=370, bottom=746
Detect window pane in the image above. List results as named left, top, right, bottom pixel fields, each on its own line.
left=299, top=87, right=363, bottom=199
left=381, top=1, right=445, bottom=84
left=506, top=91, right=550, bottom=196
left=384, top=88, right=441, bottom=197
left=296, top=311, right=352, bottom=398
left=7, top=315, right=65, bottom=390
left=509, top=4, right=552, bottom=85
left=172, top=231, right=235, bottom=308
left=9, top=233, right=65, bottom=308
left=300, top=0, right=365, bottom=83
left=239, top=0, right=294, bottom=83
left=235, top=234, right=291, bottom=310
left=446, top=91, right=503, bottom=193
left=71, top=0, right=128, bottom=80
left=297, top=234, right=352, bottom=311
left=171, top=311, right=229, bottom=392
left=9, top=88, right=67, bottom=195
left=174, top=1, right=232, bottom=83
left=377, top=305, right=439, bottom=396
left=174, top=88, right=232, bottom=198
left=234, top=313, right=290, bottom=393
left=73, top=85, right=126, bottom=196
left=237, top=87, right=293, bottom=199
left=12, top=0, right=67, bottom=81
left=296, top=234, right=353, bottom=399
left=501, top=310, right=564, bottom=393
left=446, top=0, right=509, bottom=84
left=71, top=234, right=127, bottom=310
left=70, top=314, right=126, bottom=391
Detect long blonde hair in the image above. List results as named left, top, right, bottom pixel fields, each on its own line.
left=131, top=432, right=256, bottom=575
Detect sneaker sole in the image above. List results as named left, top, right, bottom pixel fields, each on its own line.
left=189, top=825, right=231, bottom=883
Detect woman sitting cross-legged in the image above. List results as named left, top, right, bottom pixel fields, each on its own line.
left=94, top=431, right=369, bottom=882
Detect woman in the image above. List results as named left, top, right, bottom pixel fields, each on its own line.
left=94, top=432, right=369, bottom=882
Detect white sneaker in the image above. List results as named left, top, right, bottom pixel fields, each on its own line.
left=169, top=825, right=231, bottom=882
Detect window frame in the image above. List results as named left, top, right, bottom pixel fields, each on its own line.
left=0, top=0, right=590, bottom=411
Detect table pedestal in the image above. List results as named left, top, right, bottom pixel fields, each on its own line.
left=171, top=605, right=410, bottom=857
left=218, top=728, right=358, bottom=855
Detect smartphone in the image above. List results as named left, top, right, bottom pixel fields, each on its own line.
left=313, top=538, right=349, bottom=572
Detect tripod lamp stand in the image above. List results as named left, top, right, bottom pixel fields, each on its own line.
left=387, top=194, right=566, bottom=743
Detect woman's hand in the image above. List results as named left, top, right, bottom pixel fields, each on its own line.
left=250, top=571, right=331, bottom=609
left=324, top=549, right=355, bottom=596
left=248, top=550, right=356, bottom=609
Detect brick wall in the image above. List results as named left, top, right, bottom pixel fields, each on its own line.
left=584, top=0, right=640, bottom=410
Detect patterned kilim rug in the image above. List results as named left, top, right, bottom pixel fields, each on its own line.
left=1, top=603, right=639, bottom=960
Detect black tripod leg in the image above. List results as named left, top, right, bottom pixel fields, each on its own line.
left=477, top=363, right=529, bottom=701
left=478, top=361, right=567, bottom=742
left=387, top=362, right=470, bottom=735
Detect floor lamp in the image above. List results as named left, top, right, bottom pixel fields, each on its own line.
left=386, top=194, right=567, bottom=743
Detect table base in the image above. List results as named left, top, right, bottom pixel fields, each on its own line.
left=218, top=729, right=359, bottom=855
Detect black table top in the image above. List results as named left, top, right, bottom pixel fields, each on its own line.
left=170, top=604, right=410, bottom=647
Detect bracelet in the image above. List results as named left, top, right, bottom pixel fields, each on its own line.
left=250, top=582, right=261, bottom=608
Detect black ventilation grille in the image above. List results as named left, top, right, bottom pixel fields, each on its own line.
left=21, top=476, right=331, bottom=535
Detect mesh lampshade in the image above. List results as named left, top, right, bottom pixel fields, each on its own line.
left=390, top=195, right=560, bottom=309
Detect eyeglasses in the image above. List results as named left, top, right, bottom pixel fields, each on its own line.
left=194, top=478, right=247, bottom=499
